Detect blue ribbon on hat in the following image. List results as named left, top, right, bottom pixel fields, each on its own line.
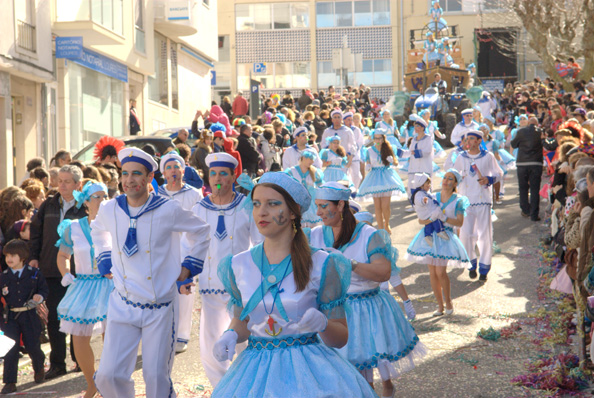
left=116, top=194, right=169, bottom=257
left=73, top=181, right=107, bottom=209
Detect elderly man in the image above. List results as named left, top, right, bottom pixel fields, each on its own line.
left=191, top=152, right=262, bottom=386
left=173, top=129, right=190, bottom=146
left=28, top=165, right=87, bottom=380
left=92, top=148, right=210, bottom=398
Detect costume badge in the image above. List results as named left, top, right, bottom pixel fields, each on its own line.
left=2, top=287, right=8, bottom=296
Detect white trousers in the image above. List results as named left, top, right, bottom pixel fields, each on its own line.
left=200, top=293, right=234, bottom=387
left=95, top=291, right=178, bottom=398
left=349, top=160, right=362, bottom=189
left=459, top=205, right=493, bottom=273
left=176, top=289, right=195, bottom=343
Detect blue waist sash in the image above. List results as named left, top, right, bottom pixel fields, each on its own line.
left=246, top=333, right=319, bottom=351
left=347, top=286, right=380, bottom=300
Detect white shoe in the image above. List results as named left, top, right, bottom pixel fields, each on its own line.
left=405, top=206, right=415, bottom=213
left=175, top=342, right=188, bottom=353
left=437, top=231, right=450, bottom=241
left=404, top=300, right=416, bottom=321
left=445, top=308, right=454, bottom=315
left=432, top=310, right=444, bottom=317
left=424, top=236, right=433, bottom=246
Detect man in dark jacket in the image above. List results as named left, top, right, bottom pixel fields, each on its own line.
left=511, top=116, right=544, bottom=221
left=28, top=165, right=87, bottom=380
left=236, top=124, right=261, bottom=177
left=297, top=89, right=313, bottom=111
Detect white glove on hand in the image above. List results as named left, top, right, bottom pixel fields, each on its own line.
left=296, top=308, right=328, bottom=334
left=386, top=155, right=394, bottom=164
left=430, top=208, right=443, bottom=221
left=213, top=330, right=238, bottom=362
left=437, top=211, right=447, bottom=222
left=61, top=273, right=75, bottom=287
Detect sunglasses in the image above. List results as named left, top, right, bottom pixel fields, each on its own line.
left=90, top=194, right=108, bottom=199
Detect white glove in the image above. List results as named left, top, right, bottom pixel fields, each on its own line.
left=365, top=163, right=372, bottom=172
left=386, top=155, right=394, bottom=164
left=213, top=330, right=238, bottom=362
left=332, top=157, right=343, bottom=165
left=61, top=273, right=75, bottom=287
left=437, top=211, right=447, bottom=222
left=296, top=308, right=328, bottom=334
left=430, top=208, right=444, bottom=221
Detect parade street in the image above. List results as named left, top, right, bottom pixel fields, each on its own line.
left=7, top=161, right=589, bottom=398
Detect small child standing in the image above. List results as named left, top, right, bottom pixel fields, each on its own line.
left=0, top=239, right=48, bottom=394
left=410, top=173, right=449, bottom=245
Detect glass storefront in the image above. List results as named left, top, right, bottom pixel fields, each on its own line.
left=68, top=62, right=124, bottom=154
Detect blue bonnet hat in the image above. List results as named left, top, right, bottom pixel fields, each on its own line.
left=315, top=182, right=351, bottom=201
left=446, top=168, right=463, bottom=183
left=73, top=181, right=107, bottom=209
left=355, top=211, right=374, bottom=225
left=258, top=172, right=311, bottom=213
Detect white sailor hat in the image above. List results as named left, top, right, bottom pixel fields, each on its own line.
left=205, top=152, right=239, bottom=170
left=411, top=173, right=431, bottom=189
left=330, top=109, right=343, bottom=118
left=293, top=126, right=309, bottom=138
left=348, top=199, right=362, bottom=213
left=414, top=118, right=428, bottom=128
left=315, top=182, right=351, bottom=201
left=466, top=130, right=483, bottom=140
left=461, top=108, right=474, bottom=116
left=343, top=112, right=354, bottom=120
left=159, top=152, right=186, bottom=174
left=119, top=147, right=158, bottom=172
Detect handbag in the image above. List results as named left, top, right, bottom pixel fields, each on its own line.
left=550, top=265, right=574, bottom=295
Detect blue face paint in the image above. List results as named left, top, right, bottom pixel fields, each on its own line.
left=132, top=171, right=143, bottom=176
left=319, top=203, right=329, bottom=209
left=269, top=200, right=282, bottom=207
left=253, top=200, right=261, bottom=208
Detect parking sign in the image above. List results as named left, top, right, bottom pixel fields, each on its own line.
left=253, top=63, right=267, bottom=74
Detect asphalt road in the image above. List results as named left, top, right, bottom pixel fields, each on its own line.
left=7, top=160, right=575, bottom=398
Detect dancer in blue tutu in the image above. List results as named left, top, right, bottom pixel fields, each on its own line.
left=319, top=134, right=354, bottom=189
left=405, top=169, right=471, bottom=316
left=310, top=182, right=427, bottom=398
left=56, top=180, right=114, bottom=398
left=357, top=128, right=406, bottom=234
left=285, top=150, right=324, bottom=227
left=211, top=172, right=376, bottom=398
left=376, top=109, right=402, bottom=149
left=429, top=0, right=448, bottom=32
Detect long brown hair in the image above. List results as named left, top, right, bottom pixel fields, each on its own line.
left=378, top=136, right=395, bottom=166
left=331, top=201, right=357, bottom=249
left=330, top=142, right=346, bottom=157
left=252, top=183, right=312, bottom=292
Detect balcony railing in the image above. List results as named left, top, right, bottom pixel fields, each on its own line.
left=17, top=20, right=36, bottom=52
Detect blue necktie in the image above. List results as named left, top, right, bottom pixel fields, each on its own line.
left=214, top=212, right=227, bottom=241
left=123, top=217, right=139, bottom=257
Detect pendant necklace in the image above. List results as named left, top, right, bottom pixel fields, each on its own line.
left=261, top=247, right=291, bottom=337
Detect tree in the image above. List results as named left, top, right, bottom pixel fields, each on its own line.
left=498, top=0, right=594, bottom=87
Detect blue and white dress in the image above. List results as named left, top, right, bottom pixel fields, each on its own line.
left=212, top=245, right=376, bottom=398
left=427, top=120, right=447, bottom=159
left=319, top=149, right=354, bottom=189
left=406, top=193, right=471, bottom=268
left=310, top=223, right=427, bottom=376
left=357, top=145, right=406, bottom=199
left=485, top=138, right=516, bottom=173
left=285, top=166, right=324, bottom=225
left=377, top=121, right=403, bottom=150
left=56, top=217, right=114, bottom=336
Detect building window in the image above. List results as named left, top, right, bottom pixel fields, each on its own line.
left=149, top=33, right=168, bottom=106
left=134, top=0, right=145, bottom=53
left=318, top=59, right=391, bottom=87
left=15, top=0, right=36, bottom=52
left=236, top=3, right=310, bottom=31
left=170, top=43, right=178, bottom=110
left=91, top=0, right=123, bottom=35
left=317, top=61, right=337, bottom=89
left=437, top=0, right=463, bottom=13
left=238, top=63, right=311, bottom=91
left=218, top=36, right=230, bottom=63
left=316, top=1, right=390, bottom=28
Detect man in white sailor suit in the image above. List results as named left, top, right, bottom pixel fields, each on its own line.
left=453, top=129, right=503, bottom=282
left=189, top=152, right=262, bottom=386
left=282, top=126, right=323, bottom=170
left=444, top=108, right=480, bottom=170
left=343, top=111, right=365, bottom=188
left=91, top=147, right=210, bottom=398
left=156, top=151, right=204, bottom=353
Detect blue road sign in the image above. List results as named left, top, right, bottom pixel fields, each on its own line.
left=253, top=63, right=267, bottom=74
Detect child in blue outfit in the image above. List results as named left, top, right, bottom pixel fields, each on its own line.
left=410, top=173, right=449, bottom=245
left=0, top=239, right=48, bottom=394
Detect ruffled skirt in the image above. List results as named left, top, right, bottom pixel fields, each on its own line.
left=433, top=140, right=447, bottom=159
left=57, top=274, right=114, bottom=336
left=358, top=167, right=406, bottom=199
left=498, top=148, right=516, bottom=172
left=405, top=227, right=470, bottom=268
left=337, top=288, right=427, bottom=375
left=212, top=333, right=377, bottom=398
left=323, top=166, right=353, bottom=189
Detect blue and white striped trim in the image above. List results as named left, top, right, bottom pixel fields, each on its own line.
left=119, top=293, right=171, bottom=310
left=468, top=202, right=493, bottom=207
left=181, top=256, right=204, bottom=277
left=96, top=251, right=112, bottom=276
left=199, top=289, right=227, bottom=295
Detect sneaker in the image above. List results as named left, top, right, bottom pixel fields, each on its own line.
left=424, top=236, right=433, bottom=246
left=468, top=270, right=478, bottom=279
left=403, top=300, right=416, bottom=321
left=405, top=206, right=415, bottom=213
left=175, top=342, right=188, bottom=353
left=495, top=199, right=503, bottom=205
left=479, top=274, right=487, bottom=282
left=445, top=308, right=454, bottom=315
left=437, top=231, right=450, bottom=241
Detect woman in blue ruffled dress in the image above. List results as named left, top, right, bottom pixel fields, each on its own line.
left=420, top=109, right=447, bottom=159
left=357, top=129, right=406, bottom=234
left=405, top=169, right=470, bottom=317
left=311, top=182, right=427, bottom=398
left=285, top=150, right=324, bottom=227
left=429, top=0, right=448, bottom=32
left=56, top=180, right=114, bottom=398
left=319, top=135, right=354, bottom=189
left=211, top=172, right=375, bottom=398
left=376, top=109, right=402, bottom=150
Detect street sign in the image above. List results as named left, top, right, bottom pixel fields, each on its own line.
left=253, top=63, right=267, bottom=74
left=210, top=70, right=216, bottom=86
left=249, top=79, right=260, bottom=119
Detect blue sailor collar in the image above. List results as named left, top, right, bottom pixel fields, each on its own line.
left=460, top=149, right=488, bottom=160
left=157, top=183, right=193, bottom=198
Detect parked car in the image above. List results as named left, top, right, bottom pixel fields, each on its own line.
left=73, top=136, right=175, bottom=164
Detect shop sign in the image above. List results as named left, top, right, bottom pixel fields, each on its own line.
left=168, top=1, right=190, bottom=20
left=72, top=48, right=128, bottom=83
left=56, top=37, right=83, bottom=59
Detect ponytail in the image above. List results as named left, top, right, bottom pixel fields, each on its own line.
left=379, top=137, right=395, bottom=166
left=335, top=144, right=346, bottom=157
left=291, top=216, right=312, bottom=292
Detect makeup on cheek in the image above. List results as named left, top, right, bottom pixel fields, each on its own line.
left=327, top=210, right=336, bottom=219
left=272, top=209, right=288, bottom=226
